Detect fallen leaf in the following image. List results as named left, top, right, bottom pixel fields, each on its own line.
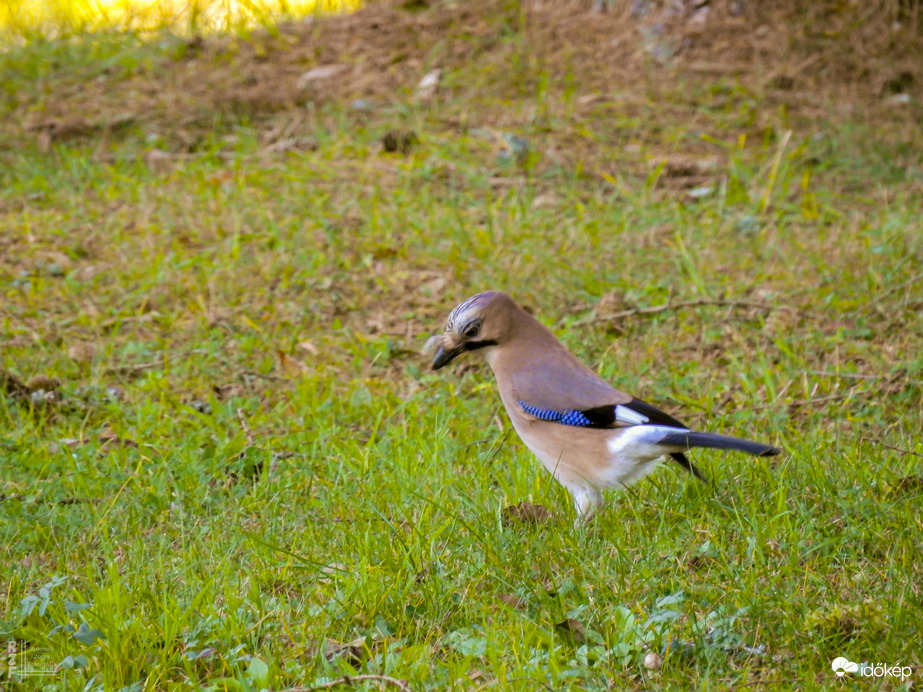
left=2, top=371, right=62, bottom=406
left=262, top=136, right=318, bottom=154
left=887, top=475, right=923, bottom=497
left=297, top=64, right=348, bottom=89
left=67, top=342, right=97, bottom=363
left=502, top=501, right=554, bottom=526
left=324, top=636, right=369, bottom=666
left=554, top=618, right=587, bottom=644
left=576, top=93, right=609, bottom=106
left=77, top=265, right=104, bottom=281
left=687, top=4, right=709, bottom=32
left=648, top=154, right=718, bottom=178
left=767, top=73, right=795, bottom=90
left=188, top=400, right=211, bottom=414
left=37, top=129, right=52, bottom=153
left=317, top=562, right=349, bottom=584
left=498, top=593, right=526, bottom=610
left=26, top=375, right=61, bottom=392
left=144, top=148, right=173, bottom=173
left=190, top=647, right=218, bottom=660
left=0, top=370, right=30, bottom=399
left=277, top=350, right=308, bottom=374
left=382, top=129, right=418, bottom=154
left=595, top=291, right=629, bottom=317
left=42, top=251, right=74, bottom=274
left=99, top=431, right=139, bottom=448
left=212, top=383, right=247, bottom=400
left=531, top=192, right=561, bottom=209
left=297, top=339, right=319, bottom=355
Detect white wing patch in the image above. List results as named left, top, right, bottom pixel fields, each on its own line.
left=600, top=424, right=694, bottom=487
left=614, top=404, right=650, bottom=426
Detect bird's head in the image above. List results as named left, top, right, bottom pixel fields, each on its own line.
left=432, top=291, right=515, bottom=370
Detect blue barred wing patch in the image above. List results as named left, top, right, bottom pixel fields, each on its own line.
left=519, top=401, right=593, bottom=427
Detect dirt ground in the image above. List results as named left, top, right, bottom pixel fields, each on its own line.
left=8, top=0, right=923, bottom=151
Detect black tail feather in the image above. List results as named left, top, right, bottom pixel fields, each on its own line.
left=660, top=431, right=780, bottom=458
left=670, top=452, right=709, bottom=483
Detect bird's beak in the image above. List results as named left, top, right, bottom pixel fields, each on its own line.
left=432, top=344, right=463, bottom=370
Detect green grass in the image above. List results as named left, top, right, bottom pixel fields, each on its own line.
left=1, top=5, right=923, bottom=690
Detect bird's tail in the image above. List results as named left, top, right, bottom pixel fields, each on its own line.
left=659, top=431, right=780, bottom=457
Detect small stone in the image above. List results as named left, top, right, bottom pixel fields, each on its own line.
left=416, top=68, right=441, bottom=101
left=687, top=185, right=713, bottom=200
left=885, top=93, right=911, bottom=106
left=297, top=64, right=348, bottom=89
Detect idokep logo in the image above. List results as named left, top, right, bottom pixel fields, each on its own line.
left=831, top=656, right=913, bottom=682
left=832, top=657, right=858, bottom=677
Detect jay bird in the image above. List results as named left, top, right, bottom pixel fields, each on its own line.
left=432, top=291, right=780, bottom=520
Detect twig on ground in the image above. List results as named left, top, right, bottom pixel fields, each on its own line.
left=236, top=407, right=256, bottom=447
left=241, top=369, right=290, bottom=382
left=280, top=674, right=413, bottom=692
left=868, top=270, right=923, bottom=305
left=752, top=391, right=857, bottom=411
left=753, top=369, right=907, bottom=412
left=0, top=494, right=101, bottom=505
left=233, top=408, right=294, bottom=480
left=727, top=679, right=807, bottom=689
left=56, top=497, right=102, bottom=505
left=805, top=370, right=889, bottom=380
left=750, top=384, right=870, bottom=412
left=108, top=360, right=164, bottom=373
left=577, top=298, right=803, bottom=326
left=859, top=436, right=923, bottom=458
left=106, top=348, right=211, bottom=373
left=484, top=427, right=513, bottom=467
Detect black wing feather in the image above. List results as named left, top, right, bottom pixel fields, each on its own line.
left=622, top=398, right=687, bottom=428
left=670, top=452, right=708, bottom=483
left=579, top=404, right=618, bottom=427
left=569, top=397, right=687, bottom=429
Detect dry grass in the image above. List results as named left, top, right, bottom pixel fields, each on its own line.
left=3, top=0, right=923, bottom=152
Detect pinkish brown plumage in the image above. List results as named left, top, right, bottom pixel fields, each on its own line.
left=434, top=291, right=780, bottom=521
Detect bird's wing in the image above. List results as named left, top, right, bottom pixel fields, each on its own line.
left=510, top=364, right=687, bottom=430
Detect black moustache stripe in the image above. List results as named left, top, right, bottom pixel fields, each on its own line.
left=464, top=339, right=498, bottom=351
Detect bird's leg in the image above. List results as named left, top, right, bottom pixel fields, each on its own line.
left=571, top=487, right=604, bottom=526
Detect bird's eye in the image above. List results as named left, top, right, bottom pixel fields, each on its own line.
left=463, top=322, right=481, bottom=338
